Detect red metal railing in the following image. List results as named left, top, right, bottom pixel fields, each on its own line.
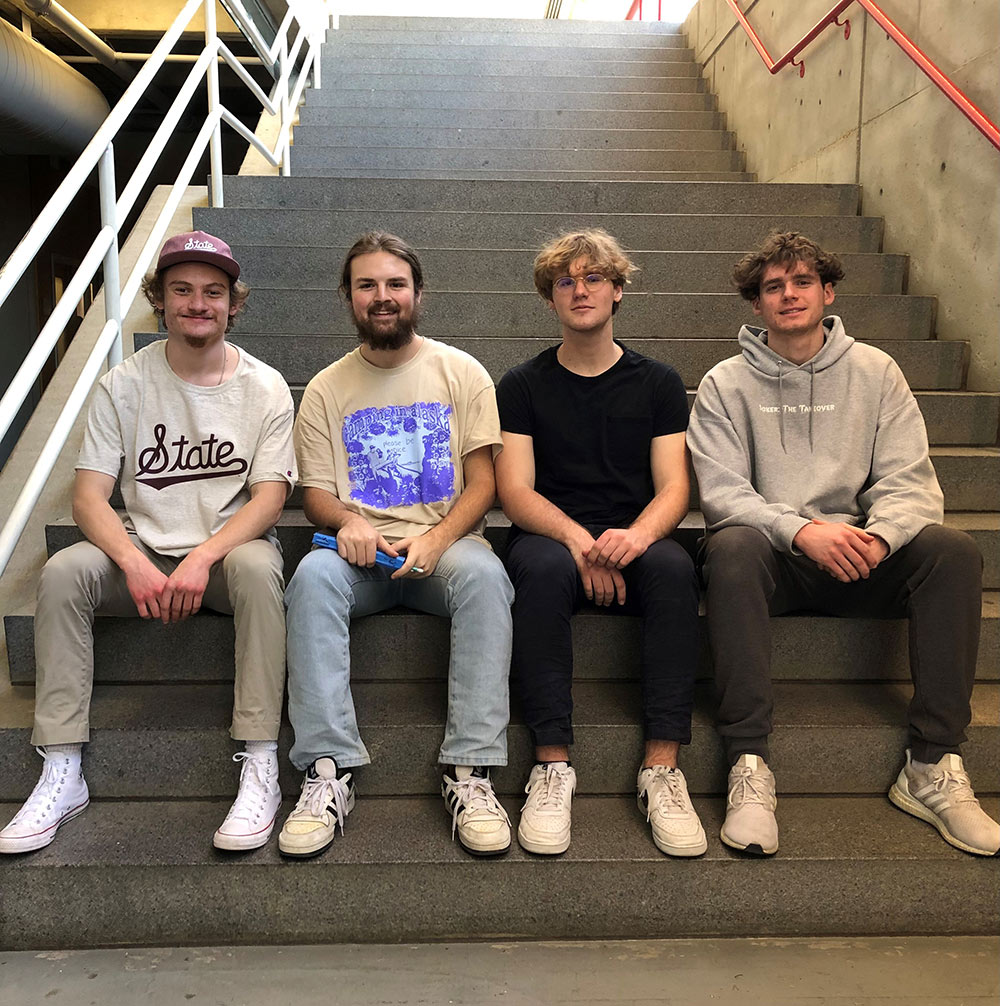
left=625, top=1, right=662, bottom=20
left=725, top=0, right=999, bottom=151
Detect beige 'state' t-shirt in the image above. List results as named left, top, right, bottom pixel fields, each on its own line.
left=78, top=341, right=296, bottom=556
left=294, top=338, right=501, bottom=544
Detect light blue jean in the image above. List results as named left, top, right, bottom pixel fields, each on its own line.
left=285, top=537, right=513, bottom=771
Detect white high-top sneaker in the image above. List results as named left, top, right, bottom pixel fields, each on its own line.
left=0, top=747, right=89, bottom=854
left=213, top=749, right=283, bottom=851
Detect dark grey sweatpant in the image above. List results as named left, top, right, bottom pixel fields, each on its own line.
left=701, top=524, right=982, bottom=766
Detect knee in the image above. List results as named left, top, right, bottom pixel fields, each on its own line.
left=223, top=540, right=283, bottom=595
left=37, top=542, right=103, bottom=606
left=285, top=549, right=350, bottom=607
left=506, top=536, right=577, bottom=593
left=909, top=526, right=983, bottom=582
left=703, top=527, right=774, bottom=587
left=444, top=543, right=514, bottom=606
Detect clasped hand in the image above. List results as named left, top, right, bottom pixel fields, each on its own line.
left=793, top=519, right=889, bottom=583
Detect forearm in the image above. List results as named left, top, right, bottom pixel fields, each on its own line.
left=303, top=487, right=366, bottom=533
left=501, top=484, right=592, bottom=552
left=423, top=476, right=496, bottom=551
left=631, top=483, right=688, bottom=541
left=73, top=494, right=147, bottom=572
left=186, top=490, right=284, bottom=567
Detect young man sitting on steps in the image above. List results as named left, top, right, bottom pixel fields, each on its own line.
left=0, top=231, right=297, bottom=855
left=495, top=229, right=705, bottom=858
left=279, top=231, right=513, bottom=860
left=687, top=230, right=998, bottom=858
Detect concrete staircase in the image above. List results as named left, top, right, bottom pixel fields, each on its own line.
left=2, top=15, right=998, bottom=949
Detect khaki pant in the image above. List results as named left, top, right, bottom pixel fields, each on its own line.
left=31, top=536, right=286, bottom=745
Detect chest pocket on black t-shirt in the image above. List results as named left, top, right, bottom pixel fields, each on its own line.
left=605, top=415, right=653, bottom=475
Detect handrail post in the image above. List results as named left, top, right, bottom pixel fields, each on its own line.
left=97, top=144, right=123, bottom=367
left=204, top=0, right=225, bottom=206
left=279, top=30, right=291, bottom=176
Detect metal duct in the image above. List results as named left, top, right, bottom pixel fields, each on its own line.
left=0, top=16, right=110, bottom=156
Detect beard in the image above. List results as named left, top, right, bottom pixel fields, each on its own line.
left=351, top=300, right=420, bottom=351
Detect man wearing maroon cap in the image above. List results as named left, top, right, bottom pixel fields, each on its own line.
left=0, top=230, right=297, bottom=855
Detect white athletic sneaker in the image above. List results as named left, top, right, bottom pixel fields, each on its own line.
left=442, top=766, right=511, bottom=856
left=517, top=762, right=577, bottom=855
left=637, top=765, right=707, bottom=857
left=889, top=749, right=1000, bottom=856
left=720, top=753, right=778, bottom=856
left=0, top=747, right=89, bottom=854
left=213, top=749, right=283, bottom=851
left=278, top=758, right=355, bottom=859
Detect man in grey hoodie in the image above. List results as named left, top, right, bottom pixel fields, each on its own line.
left=687, top=231, right=997, bottom=858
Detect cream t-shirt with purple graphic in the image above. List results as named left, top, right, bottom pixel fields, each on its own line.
left=78, top=341, right=296, bottom=557
left=294, top=338, right=501, bottom=545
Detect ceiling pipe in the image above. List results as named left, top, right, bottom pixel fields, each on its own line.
left=0, top=16, right=110, bottom=155
left=20, top=0, right=133, bottom=82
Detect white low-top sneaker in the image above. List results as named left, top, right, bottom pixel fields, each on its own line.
left=637, top=765, right=707, bottom=857
left=442, top=766, right=511, bottom=856
left=721, top=754, right=778, bottom=856
left=518, top=762, right=577, bottom=855
left=278, top=758, right=355, bottom=859
left=889, top=749, right=1000, bottom=856
left=213, top=750, right=283, bottom=851
left=0, top=747, right=89, bottom=854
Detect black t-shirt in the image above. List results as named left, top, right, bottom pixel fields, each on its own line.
left=497, top=343, right=689, bottom=528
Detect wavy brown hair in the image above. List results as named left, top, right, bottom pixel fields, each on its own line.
left=339, top=231, right=425, bottom=298
left=733, top=231, right=845, bottom=302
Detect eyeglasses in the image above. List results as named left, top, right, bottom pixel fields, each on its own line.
left=552, top=273, right=611, bottom=292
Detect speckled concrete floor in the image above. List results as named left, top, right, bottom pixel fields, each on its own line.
left=1, top=937, right=997, bottom=1005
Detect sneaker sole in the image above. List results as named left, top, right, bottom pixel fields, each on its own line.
left=651, top=832, right=708, bottom=857
left=457, top=838, right=511, bottom=857
left=888, top=779, right=1000, bottom=857
left=719, top=827, right=777, bottom=856
left=0, top=798, right=89, bottom=855
left=213, top=819, right=277, bottom=852
left=517, top=825, right=570, bottom=856
left=277, top=835, right=337, bottom=859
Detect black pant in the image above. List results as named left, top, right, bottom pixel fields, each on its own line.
left=505, top=529, right=700, bottom=748
left=701, top=524, right=982, bottom=765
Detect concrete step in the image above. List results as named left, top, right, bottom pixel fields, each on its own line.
left=314, top=72, right=707, bottom=94
left=292, top=125, right=735, bottom=152
left=303, top=87, right=717, bottom=111
left=288, top=145, right=745, bottom=173
left=319, top=57, right=703, bottom=79
left=219, top=176, right=858, bottom=215
left=320, top=43, right=699, bottom=65
left=0, top=681, right=996, bottom=799
left=233, top=290, right=933, bottom=343
left=293, top=167, right=754, bottom=181
left=175, top=335, right=965, bottom=391
left=2, top=794, right=996, bottom=949
left=336, top=17, right=683, bottom=33
left=197, top=207, right=882, bottom=253
left=234, top=246, right=903, bottom=295
left=7, top=582, right=998, bottom=688
left=296, top=106, right=726, bottom=131
left=327, top=28, right=692, bottom=48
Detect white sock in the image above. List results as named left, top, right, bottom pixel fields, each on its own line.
left=44, top=743, right=83, bottom=773
left=244, top=740, right=278, bottom=758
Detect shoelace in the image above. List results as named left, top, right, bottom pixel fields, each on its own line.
left=644, top=768, right=689, bottom=819
left=292, top=772, right=352, bottom=836
left=223, top=752, right=277, bottom=822
left=728, top=766, right=774, bottom=809
left=527, top=765, right=571, bottom=810
left=12, top=748, right=71, bottom=825
left=923, top=767, right=980, bottom=807
left=444, top=776, right=510, bottom=839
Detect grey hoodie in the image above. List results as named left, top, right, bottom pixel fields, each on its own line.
left=687, top=316, right=944, bottom=555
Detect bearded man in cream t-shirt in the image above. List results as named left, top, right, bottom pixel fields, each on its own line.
left=279, top=231, right=514, bottom=860
left=0, top=231, right=297, bottom=856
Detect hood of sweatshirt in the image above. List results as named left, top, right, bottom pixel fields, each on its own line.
left=737, top=316, right=853, bottom=451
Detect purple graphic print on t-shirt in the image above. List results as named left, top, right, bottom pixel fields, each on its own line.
left=343, top=402, right=455, bottom=508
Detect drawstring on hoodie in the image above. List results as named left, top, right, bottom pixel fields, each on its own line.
left=776, top=360, right=817, bottom=454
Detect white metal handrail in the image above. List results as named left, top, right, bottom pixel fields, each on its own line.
left=0, top=0, right=335, bottom=577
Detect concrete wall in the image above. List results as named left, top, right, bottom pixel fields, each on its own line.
left=684, top=0, right=1000, bottom=392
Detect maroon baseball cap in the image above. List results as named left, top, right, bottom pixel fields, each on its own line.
left=156, top=230, right=241, bottom=280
